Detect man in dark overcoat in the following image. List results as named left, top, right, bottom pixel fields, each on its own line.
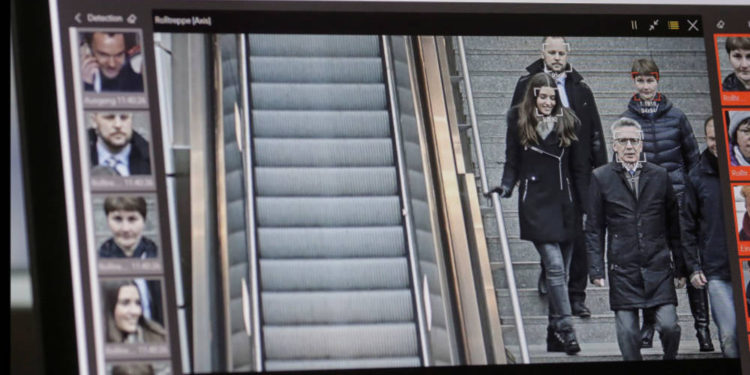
left=585, top=117, right=685, bottom=361
left=511, top=36, right=607, bottom=316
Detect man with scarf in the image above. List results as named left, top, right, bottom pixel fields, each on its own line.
left=510, top=36, right=607, bottom=318
left=586, top=117, right=684, bottom=361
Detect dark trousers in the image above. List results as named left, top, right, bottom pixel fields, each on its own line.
left=617, top=304, right=681, bottom=361
left=642, top=283, right=710, bottom=339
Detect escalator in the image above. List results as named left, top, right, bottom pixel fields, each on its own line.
left=216, top=34, right=459, bottom=371
left=250, top=34, right=421, bottom=371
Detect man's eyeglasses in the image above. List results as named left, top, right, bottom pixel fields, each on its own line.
left=614, top=138, right=642, bottom=146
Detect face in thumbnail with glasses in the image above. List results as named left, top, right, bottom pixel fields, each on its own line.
left=99, top=196, right=158, bottom=259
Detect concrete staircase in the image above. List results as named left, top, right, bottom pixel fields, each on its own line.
left=452, top=36, right=721, bottom=363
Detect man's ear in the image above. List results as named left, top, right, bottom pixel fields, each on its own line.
left=89, top=113, right=98, bottom=130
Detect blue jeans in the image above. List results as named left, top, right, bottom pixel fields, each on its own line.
left=615, top=304, right=680, bottom=361
left=534, top=242, right=573, bottom=330
left=708, top=278, right=739, bottom=358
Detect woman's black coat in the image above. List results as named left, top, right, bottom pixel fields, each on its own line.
left=501, top=106, right=589, bottom=243
left=585, top=162, right=682, bottom=310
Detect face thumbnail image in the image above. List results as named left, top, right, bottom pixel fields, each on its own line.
left=93, top=194, right=160, bottom=259
left=717, top=36, right=750, bottom=92
left=101, top=278, right=166, bottom=344
left=727, top=111, right=750, bottom=167
left=744, top=261, right=750, bottom=319
left=78, top=30, right=145, bottom=93
left=86, top=111, right=152, bottom=176
left=735, top=185, right=750, bottom=242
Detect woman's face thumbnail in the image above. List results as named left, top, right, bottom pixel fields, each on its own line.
left=535, top=86, right=557, bottom=116
left=107, top=209, right=145, bottom=253
left=738, top=122, right=750, bottom=160
left=114, top=285, right=142, bottom=334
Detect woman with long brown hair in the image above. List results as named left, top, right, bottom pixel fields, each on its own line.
left=494, top=72, right=588, bottom=354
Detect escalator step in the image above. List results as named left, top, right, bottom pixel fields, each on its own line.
left=264, top=357, right=421, bottom=371
left=255, top=167, right=397, bottom=196
left=252, top=110, right=390, bottom=138
left=262, top=290, right=414, bottom=324
left=248, top=34, right=380, bottom=58
left=250, top=56, right=383, bottom=83
left=258, top=226, right=405, bottom=258
left=256, top=196, right=402, bottom=227
left=254, top=138, right=394, bottom=167
left=251, top=83, right=386, bottom=110
left=263, top=323, right=418, bottom=359
left=260, top=258, right=410, bottom=291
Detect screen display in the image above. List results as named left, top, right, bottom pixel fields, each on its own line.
left=19, top=1, right=750, bottom=374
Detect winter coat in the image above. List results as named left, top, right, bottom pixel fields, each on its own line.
left=99, top=236, right=158, bottom=259
left=723, top=73, right=750, bottom=92
left=585, top=161, right=682, bottom=310
left=511, top=59, right=608, bottom=171
left=621, top=94, right=699, bottom=196
left=501, top=106, right=589, bottom=243
left=681, top=150, right=731, bottom=281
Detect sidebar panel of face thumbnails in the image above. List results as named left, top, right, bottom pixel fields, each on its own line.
left=65, top=24, right=181, bottom=374
left=713, top=33, right=750, bottom=368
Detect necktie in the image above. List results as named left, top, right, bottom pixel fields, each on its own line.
left=104, top=156, right=126, bottom=176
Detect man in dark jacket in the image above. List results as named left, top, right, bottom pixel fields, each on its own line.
left=621, top=58, right=711, bottom=351
left=81, top=32, right=144, bottom=93
left=88, top=112, right=151, bottom=176
left=681, top=117, right=738, bottom=358
left=586, top=118, right=684, bottom=361
left=511, top=36, right=607, bottom=316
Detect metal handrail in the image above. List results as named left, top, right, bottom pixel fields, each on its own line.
left=455, top=36, right=530, bottom=364
left=238, top=34, right=264, bottom=371
left=381, top=35, right=432, bottom=366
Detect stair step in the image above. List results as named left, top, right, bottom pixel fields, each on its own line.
left=263, top=323, right=419, bottom=359
left=504, top=342, right=723, bottom=364
left=265, top=357, right=421, bottom=371
left=258, top=227, right=405, bottom=258
left=262, top=290, right=414, bottom=324
left=249, top=34, right=380, bottom=58
left=500, top=314, right=720, bottom=346
left=251, top=83, right=386, bottom=110
left=252, top=110, right=390, bottom=138
left=260, top=258, right=410, bottom=291
left=256, top=196, right=402, bottom=227
left=254, top=138, right=394, bottom=167
left=250, top=56, right=384, bottom=83
left=255, top=167, right=398, bottom=196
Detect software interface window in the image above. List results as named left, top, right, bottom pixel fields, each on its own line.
left=16, top=1, right=750, bottom=374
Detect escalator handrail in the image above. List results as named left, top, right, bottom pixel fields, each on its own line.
left=455, top=36, right=530, bottom=364
left=381, top=35, right=432, bottom=366
left=238, top=34, right=264, bottom=371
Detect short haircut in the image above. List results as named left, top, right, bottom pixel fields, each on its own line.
left=631, top=58, right=660, bottom=78
left=104, top=196, right=147, bottom=218
left=741, top=185, right=750, bottom=200
left=704, top=116, right=714, bottom=134
left=611, top=117, right=642, bottom=138
left=542, top=36, right=568, bottom=45
left=726, top=37, right=750, bottom=54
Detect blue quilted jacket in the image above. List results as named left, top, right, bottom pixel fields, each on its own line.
left=621, top=94, right=699, bottom=195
